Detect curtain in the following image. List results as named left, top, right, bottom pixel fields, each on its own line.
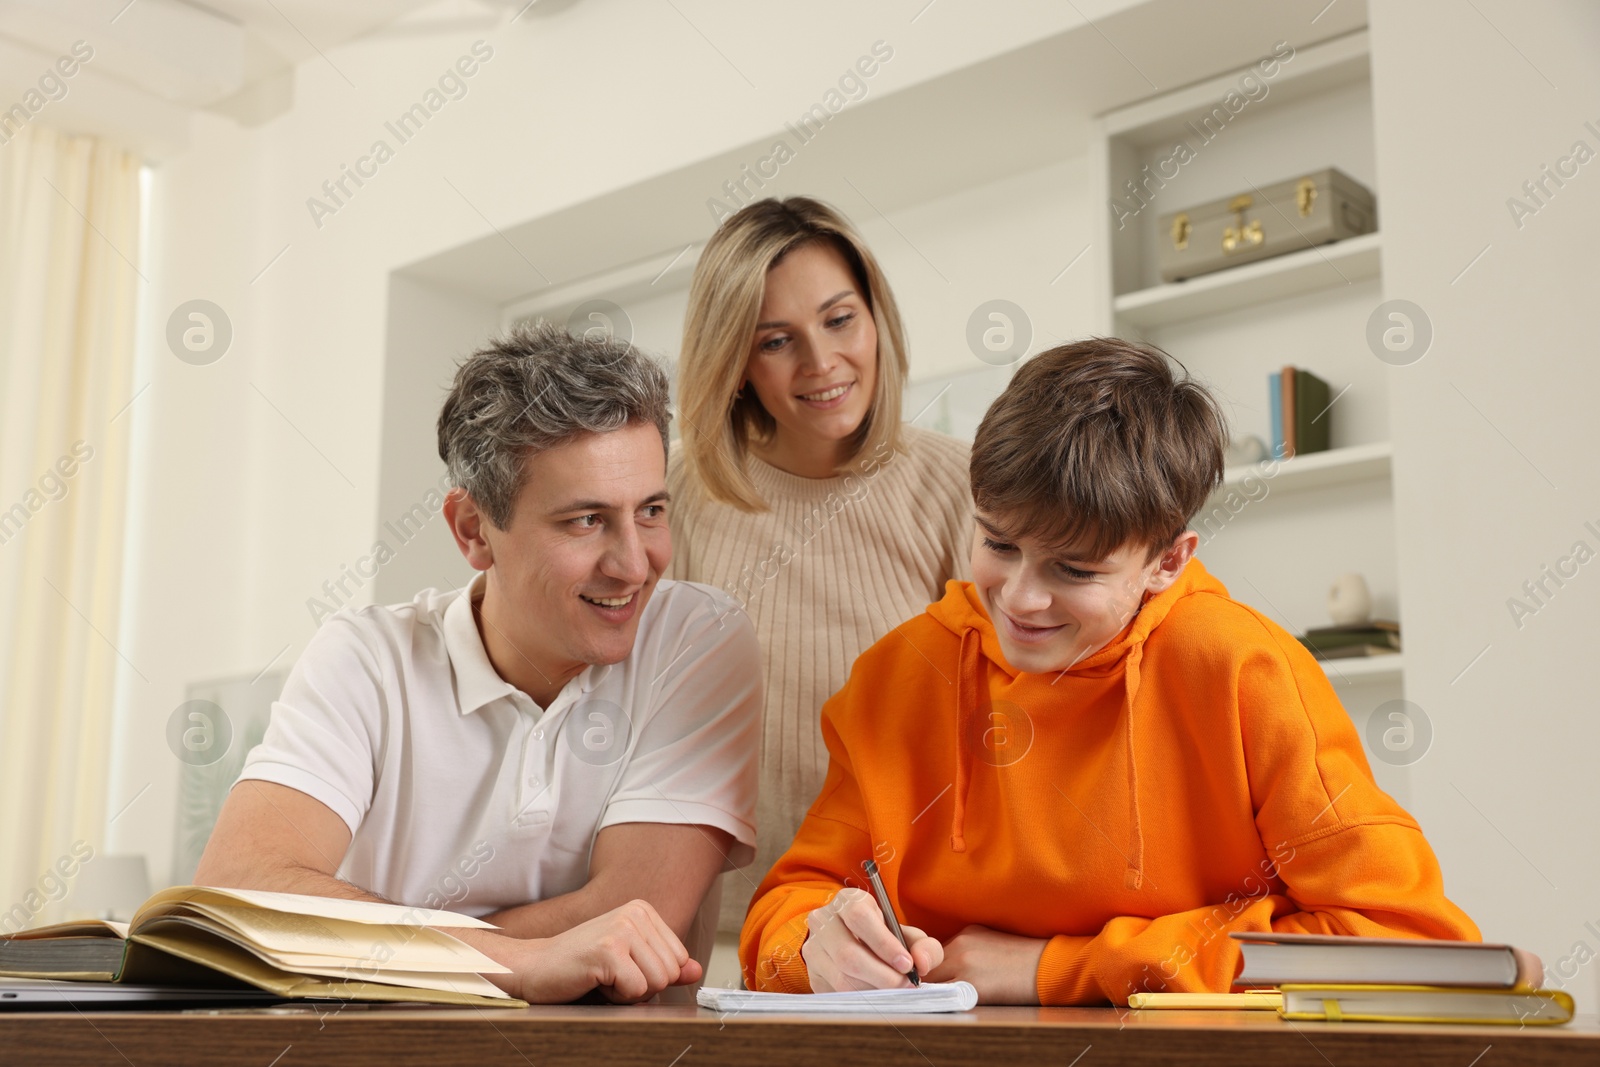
left=0, top=125, right=141, bottom=927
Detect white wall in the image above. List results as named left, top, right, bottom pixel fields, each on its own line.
left=1370, top=0, right=1600, bottom=1009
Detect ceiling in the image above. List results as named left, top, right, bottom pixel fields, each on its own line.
left=0, top=0, right=514, bottom=118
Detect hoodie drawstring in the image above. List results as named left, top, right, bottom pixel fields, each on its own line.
left=1122, top=641, right=1146, bottom=890
left=950, top=612, right=1148, bottom=885
left=950, top=627, right=983, bottom=853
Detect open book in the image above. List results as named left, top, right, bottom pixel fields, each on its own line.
left=697, top=981, right=977, bottom=1014
left=0, top=886, right=522, bottom=1006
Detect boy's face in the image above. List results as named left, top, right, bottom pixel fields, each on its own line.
left=970, top=511, right=1197, bottom=675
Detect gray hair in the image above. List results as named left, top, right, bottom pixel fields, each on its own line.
left=437, top=320, right=672, bottom=528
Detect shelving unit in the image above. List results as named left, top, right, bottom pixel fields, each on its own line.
left=1114, top=232, right=1382, bottom=330
left=1216, top=441, right=1392, bottom=498
left=1090, top=29, right=1405, bottom=699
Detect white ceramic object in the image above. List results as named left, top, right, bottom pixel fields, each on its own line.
left=1327, top=572, right=1372, bottom=626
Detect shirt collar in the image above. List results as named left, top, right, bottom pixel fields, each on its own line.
left=443, top=572, right=517, bottom=716
left=442, top=571, right=613, bottom=716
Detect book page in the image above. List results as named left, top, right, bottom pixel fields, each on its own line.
left=134, top=886, right=497, bottom=930
left=127, top=928, right=520, bottom=1006
left=3, top=920, right=129, bottom=940
left=274, top=963, right=507, bottom=998
left=180, top=903, right=506, bottom=974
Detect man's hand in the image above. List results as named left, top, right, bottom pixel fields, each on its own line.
left=923, top=923, right=1046, bottom=1004
left=478, top=899, right=702, bottom=1004
left=799, top=887, right=943, bottom=993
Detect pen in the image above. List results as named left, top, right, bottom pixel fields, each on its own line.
left=1126, top=991, right=1282, bottom=1010
left=861, top=859, right=919, bottom=987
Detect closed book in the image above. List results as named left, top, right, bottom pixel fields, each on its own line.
left=1299, top=630, right=1402, bottom=653
left=1268, top=372, right=1284, bottom=458
left=1230, top=932, right=1543, bottom=989
left=0, top=886, right=522, bottom=1007
left=1304, top=620, right=1400, bottom=637
left=1281, top=365, right=1297, bottom=457
left=1279, top=984, right=1573, bottom=1026
left=1294, top=369, right=1332, bottom=454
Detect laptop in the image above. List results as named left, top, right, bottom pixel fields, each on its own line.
left=0, top=977, right=286, bottom=1011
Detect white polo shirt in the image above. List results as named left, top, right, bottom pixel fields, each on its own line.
left=236, top=574, right=760, bottom=918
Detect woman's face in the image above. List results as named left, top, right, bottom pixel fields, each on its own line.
left=743, top=240, right=879, bottom=466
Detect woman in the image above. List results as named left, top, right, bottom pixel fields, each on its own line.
left=667, top=196, right=974, bottom=955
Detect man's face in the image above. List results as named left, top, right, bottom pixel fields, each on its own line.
left=969, top=510, right=1187, bottom=675
left=480, top=422, right=671, bottom=677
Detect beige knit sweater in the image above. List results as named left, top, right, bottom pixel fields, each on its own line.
left=665, top=425, right=975, bottom=931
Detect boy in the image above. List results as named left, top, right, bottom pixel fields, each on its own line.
left=740, top=338, right=1478, bottom=1005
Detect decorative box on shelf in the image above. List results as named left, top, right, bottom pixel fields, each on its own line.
left=1157, top=167, right=1377, bottom=283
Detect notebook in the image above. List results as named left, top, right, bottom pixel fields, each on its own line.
left=0, top=977, right=285, bottom=1011
left=697, top=981, right=978, bottom=1014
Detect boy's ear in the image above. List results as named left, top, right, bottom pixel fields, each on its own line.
left=443, top=487, right=496, bottom=572
left=1145, top=531, right=1198, bottom=595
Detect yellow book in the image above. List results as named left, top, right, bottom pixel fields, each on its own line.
left=1278, top=984, right=1574, bottom=1026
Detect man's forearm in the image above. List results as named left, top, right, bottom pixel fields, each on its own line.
left=487, top=822, right=732, bottom=942
left=200, top=859, right=393, bottom=905
left=482, top=885, right=601, bottom=939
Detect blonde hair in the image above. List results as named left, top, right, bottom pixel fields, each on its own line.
left=677, top=196, right=908, bottom=512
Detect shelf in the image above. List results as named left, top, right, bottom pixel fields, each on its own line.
left=1113, top=232, right=1382, bottom=330
left=1214, top=441, right=1392, bottom=498
left=1319, top=653, right=1403, bottom=685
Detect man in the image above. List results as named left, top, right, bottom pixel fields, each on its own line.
left=196, top=323, right=761, bottom=1003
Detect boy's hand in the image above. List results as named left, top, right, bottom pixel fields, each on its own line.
left=476, top=899, right=702, bottom=1003
left=801, top=887, right=943, bottom=993
left=923, top=923, right=1046, bottom=1004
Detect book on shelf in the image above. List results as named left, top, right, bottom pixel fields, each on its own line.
left=1231, top=932, right=1570, bottom=1027
left=1267, top=366, right=1333, bottom=458
left=1299, top=630, right=1401, bottom=656
left=1268, top=371, right=1284, bottom=458
left=1293, top=368, right=1332, bottom=455
left=0, top=885, right=523, bottom=1007
left=1281, top=365, right=1297, bottom=458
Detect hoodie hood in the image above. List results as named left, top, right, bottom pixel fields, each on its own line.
left=926, top=557, right=1227, bottom=887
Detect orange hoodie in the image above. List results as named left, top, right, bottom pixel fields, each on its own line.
left=740, top=558, right=1479, bottom=1004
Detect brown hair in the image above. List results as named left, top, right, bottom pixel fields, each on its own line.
left=677, top=196, right=908, bottom=512
left=970, top=337, right=1226, bottom=560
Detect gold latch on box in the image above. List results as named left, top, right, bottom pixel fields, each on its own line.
left=1297, top=177, right=1317, bottom=217
left=1222, top=194, right=1263, bottom=254
left=1171, top=213, right=1190, bottom=250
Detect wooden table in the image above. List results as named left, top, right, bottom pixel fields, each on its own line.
left=4, top=1004, right=1596, bottom=1066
